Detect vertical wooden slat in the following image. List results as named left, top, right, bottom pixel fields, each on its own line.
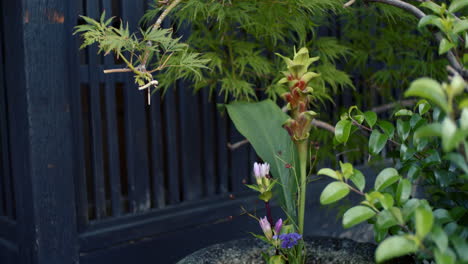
left=102, top=0, right=122, bottom=217
left=121, top=0, right=151, bottom=212
left=0, top=22, right=7, bottom=217
left=216, top=94, right=229, bottom=194
left=178, top=82, right=203, bottom=201
left=201, top=90, right=216, bottom=196
left=229, top=122, right=248, bottom=193
left=162, top=88, right=181, bottom=204
left=86, top=0, right=107, bottom=219
left=148, top=91, right=166, bottom=208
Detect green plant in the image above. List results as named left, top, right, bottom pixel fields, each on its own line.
left=321, top=74, right=467, bottom=263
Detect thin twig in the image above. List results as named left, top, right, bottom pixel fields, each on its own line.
left=103, top=68, right=133, bottom=74
left=227, top=139, right=249, bottom=150
left=371, top=99, right=416, bottom=113
left=138, top=80, right=159, bottom=90
left=311, top=119, right=335, bottom=133
left=343, top=0, right=357, bottom=7
left=366, top=0, right=468, bottom=78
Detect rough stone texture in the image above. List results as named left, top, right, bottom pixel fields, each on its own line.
left=177, top=237, right=414, bottom=264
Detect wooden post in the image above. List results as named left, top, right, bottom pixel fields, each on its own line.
left=1, top=0, right=79, bottom=263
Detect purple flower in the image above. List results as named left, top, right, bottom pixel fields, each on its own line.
left=274, top=233, right=302, bottom=249
left=253, top=162, right=270, bottom=182
left=259, top=216, right=272, bottom=240
left=274, top=218, right=283, bottom=234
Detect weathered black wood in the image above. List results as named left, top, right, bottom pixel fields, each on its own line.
left=215, top=97, right=229, bottom=194
left=79, top=193, right=257, bottom=252
left=201, top=89, right=216, bottom=196
left=178, top=81, right=203, bottom=201
left=2, top=0, right=80, bottom=263
left=148, top=91, right=166, bottom=208
left=102, top=0, right=123, bottom=217
left=0, top=15, right=7, bottom=218
left=86, top=0, right=108, bottom=220
left=0, top=217, right=15, bottom=243
left=121, top=0, right=152, bottom=213
left=229, top=122, right=248, bottom=193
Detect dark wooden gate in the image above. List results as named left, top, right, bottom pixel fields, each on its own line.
left=0, top=0, right=262, bottom=263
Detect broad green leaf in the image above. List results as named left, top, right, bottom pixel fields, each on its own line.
left=443, top=153, right=468, bottom=174
left=403, top=199, right=421, bottom=221
left=364, top=111, right=377, bottom=128
left=339, top=162, right=353, bottom=179
left=378, top=121, right=395, bottom=138
left=375, top=168, right=400, bottom=191
left=343, top=206, right=376, bottom=228
left=404, top=78, right=449, bottom=113
left=389, top=207, right=405, bottom=225
left=449, top=0, right=468, bottom=12
left=418, top=15, right=444, bottom=31
left=379, top=193, right=394, bottom=210
left=227, top=100, right=296, bottom=218
left=394, top=109, right=413, bottom=117
left=375, top=236, right=419, bottom=263
left=397, top=120, right=411, bottom=141
left=350, top=169, right=365, bottom=191
left=369, top=131, right=388, bottom=155
left=434, top=248, right=456, bottom=264
left=335, top=120, right=352, bottom=143
left=415, top=207, right=433, bottom=239
left=431, top=226, right=448, bottom=252
left=320, top=182, right=350, bottom=205
left=396, top=179, right=412, bottom=205
left=416, top=99, right=431, bottom=115
left=461, top=108, right=468, bottom=130
left=451, top=236, right=468, bottom=261
left=433, top=209, right=452, bottom=225
left=439, top=38, right=455, bottom=55
left=421, top=2, right=443, bottom=14
left=453, top=20, right=468, bottom=34
left=414, top=123, right=442, bottom=139
left=442, top=117, right=461, bottom=152
left=317, top=168, right=339, bottom=180
left=377, top=210, right=398, bottom=229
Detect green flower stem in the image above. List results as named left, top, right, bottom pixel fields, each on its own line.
left=296, top=139, right=308, bottom=263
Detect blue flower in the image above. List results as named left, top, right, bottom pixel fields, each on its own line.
left=273, top=233, right=302, bottom=249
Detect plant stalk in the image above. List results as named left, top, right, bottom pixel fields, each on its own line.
left=297, top=140, right=308, bottom=234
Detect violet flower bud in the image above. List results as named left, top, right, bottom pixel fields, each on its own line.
left=253, top=162, right=270, bottom=184
left=259, top=216, right=273, bottom=240
left=274, top=218, right=283, bottom=234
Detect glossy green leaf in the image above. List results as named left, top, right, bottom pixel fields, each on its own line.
left=350, top=169, right=365, bottom=192
left=378, top=121, right=395, bottom=138
left=375, top=236, right=419, bottom=263
left=389, top=207, right=405, bottom=225
left=343, top=206, right=376, bottom=228
left=335, top=120, right=352, bottom=143
left=415, top=207, right=433, bottom=239
left=439, top=38, right=455, bottom=55
left=449, top=0, right=468, bottom=12
left=320, top=182, right=350, bottom=205
left=434, top=248, right=456, bottom=264
left=451, top=236, right=468, bottom=261
left=414, top=123, right=442, bottom=139
left=397, top=120, right=411, bottom=141
left=442, top=117, right=462, bottom=152
left=369, top=131, right=388, bottom=155
left=340, top=162, right=353, bottom=180
left=444, top=153, right=468, bottom=174
left=416, top=99, right=431, bottom=115
left=418, top=15, right=444, bottom=31
left=404, top=78, right=449, bottom=113
left=403, top=199, right=421, bottom=221
left=375, top=168, right=400, bottom=191
left=379, top=194, right=394, bottom=210
left=317, top=168, right=340, bottom=180
left=394, top=109, right=413, bottom=117
left=421, top=1, right=443, bottom=14
left=364, top=111, right=377, bottom=128
left=227, top=100, right=296, bottom=218
left=431, top=226, right=448, bottom=252
left=377, top=210, right=398, bottom=229
left=433, top=209, right=452, bottom=225
left=396, top=179, right=412, bottom=205
left=453, top=20, right=468, bottom=34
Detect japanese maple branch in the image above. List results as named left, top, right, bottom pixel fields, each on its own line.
left=360, top=0, right=468, bottom=78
